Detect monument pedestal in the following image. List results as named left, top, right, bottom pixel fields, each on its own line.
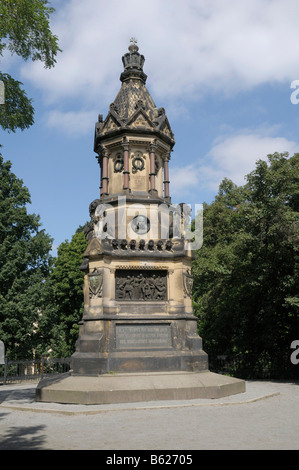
left=36, top=370, right=245, bottom=405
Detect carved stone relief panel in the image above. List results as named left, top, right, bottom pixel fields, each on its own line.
left=115, top=269, right=167, bottom=301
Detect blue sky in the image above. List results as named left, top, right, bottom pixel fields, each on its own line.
left=1, top=0, right=299, bottom=252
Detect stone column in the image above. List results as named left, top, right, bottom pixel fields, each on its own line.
left=101, top=147, right=109, bottom=196
left=96, top=155, right=103, bottom=196
left=122, top=139, right=130, bottom=191
left=149, top=141, right=157, bottom=193
left=163, top=153, right=170, bottom=200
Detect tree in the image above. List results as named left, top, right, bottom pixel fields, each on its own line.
left=0, top=73, right=34, bottom=132
left=0, top=153, right=88, bottom=358
left=38, top=226, right=88, bottom=357
left=0, top=153, right=53, bottom=358
left=0, top=0, right=61, bottom=132
left=192, top=153, right=299, bottom=378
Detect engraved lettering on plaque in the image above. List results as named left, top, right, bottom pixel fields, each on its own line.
left=116, top=324, right=171, bottom=349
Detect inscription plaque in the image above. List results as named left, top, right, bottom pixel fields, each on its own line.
left=131, top=175, right=146, bottom=190
left=116, top=324, right=171, bottom=349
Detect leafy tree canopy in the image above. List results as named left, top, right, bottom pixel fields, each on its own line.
left=0, top=153, right=53, bottom=358
left=0, top=0, right=60, bottom=67
left=0, top=151, right=88, bottom=359
left=0, top=72, right=34, bottom=132
left=37, top=226, right=88, bottom=358
left=0, top=0, right=61, bottom=132
left=193, top=152, right=299, bottom=375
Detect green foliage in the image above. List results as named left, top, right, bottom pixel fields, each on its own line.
left=0, top=0, right=61, bottom=132
left=0, top=150, right=88, bottom=358
left=0, top=0, right=61, bottom=67
left=0, top=152, right=87, bottom=359
left=193, top=153, right=299, bottom=373
left=0, top=154, right=53, bottom=358
left=39, top=228, right=88, bottom=357
left=0, top=72, right=34, bottom=132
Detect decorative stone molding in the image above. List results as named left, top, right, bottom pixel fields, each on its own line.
left=183, top=269, right=194, bottom=298
left=114, top=154, right=124, bottom=173
left=132, top=154, right=145, bottom=173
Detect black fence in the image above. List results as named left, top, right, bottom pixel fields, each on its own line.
left=209, top=353, right=299, bottom=380
left=0, top=354, right=298, bottom=384
left=0, top=356, right=71, bottom=385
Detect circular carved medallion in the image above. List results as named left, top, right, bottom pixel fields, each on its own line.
left=131, top=215, right=150, bottom=234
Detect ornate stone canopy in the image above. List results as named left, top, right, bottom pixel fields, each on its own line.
left=94, top=39, right=175, bottom=152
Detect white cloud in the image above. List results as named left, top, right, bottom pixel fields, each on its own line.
left=170, top=163, right=200, bottom=192
left=170, top=129, right=299, bottom=201
left=19, top=0, right=299, bottom=109
left=206, top=131, right=298, bottom=187
left=46, top=109, right=97, bottom=135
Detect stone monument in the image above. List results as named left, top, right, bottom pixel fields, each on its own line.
left=36, top=39, right=245, bottom=404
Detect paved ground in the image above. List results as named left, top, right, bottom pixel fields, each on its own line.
left=0, top=379, right=298, bottom=450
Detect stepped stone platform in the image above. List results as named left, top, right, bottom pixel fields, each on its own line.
left=36, top=370, right=245, bottom=405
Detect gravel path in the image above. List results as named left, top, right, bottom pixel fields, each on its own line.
left=0, top=380, right=298, bottom=450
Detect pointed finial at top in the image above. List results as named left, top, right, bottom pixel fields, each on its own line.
left=129, top=37, right=139, bottom=53
left=121, top=38, right=146, bottom=83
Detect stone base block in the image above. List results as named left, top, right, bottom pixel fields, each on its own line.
left=35, top=370, right=246, bottom=405
left=71, top=349, right=209, bottom=375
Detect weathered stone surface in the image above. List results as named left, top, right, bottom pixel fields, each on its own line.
left=36, top=371, right=246, bottom=404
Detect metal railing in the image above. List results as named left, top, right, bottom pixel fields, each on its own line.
left=1, top=354, right=298, bottom=383
left=209, top=353, right=299, bottom=380
left=0, top=356, right=71, bottom=385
